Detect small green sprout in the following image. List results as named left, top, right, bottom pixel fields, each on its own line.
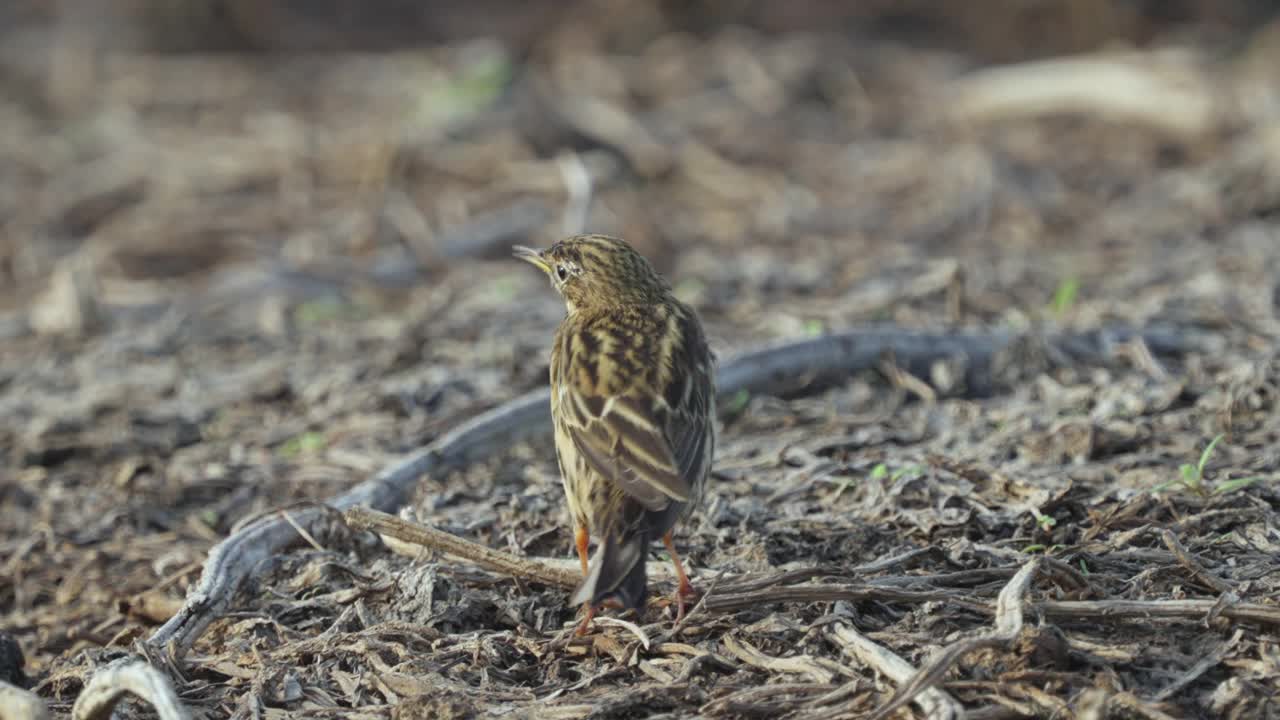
left=891, top=465, right=924, bottom=481
left=1030, top=508, right=1057, bottom=532
left=280, top=431, right=326, bottom=457
left=1049, top=276, right=1080, bottom=316
left=1153, top=434, right=1268, bottom=497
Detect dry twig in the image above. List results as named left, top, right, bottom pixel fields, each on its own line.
left=1034, top=598, right=1280, bottom=627
left=826, top=624, right=962, bottom=720
left=946, top=50, right=1221, bottom=137
left=0, top=682, right=51, bottom=720
left=344, top=506, right=580, bottom=589
left=70, top=659, right=190, bottom=720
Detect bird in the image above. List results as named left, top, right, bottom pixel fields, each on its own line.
left=514, top=234, right=715, bottom=635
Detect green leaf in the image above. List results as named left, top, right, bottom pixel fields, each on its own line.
left=1197, top=434, right=1224, bottom=476
left=1050, top=277, right=1080, bottom=315
left=1212, top=476, right=1267, bottom=495
left=1178, top=463, right=1198, bottom=485
left=870, top=463, right=889, bottom=480
left=280, top=431, right=326, bottom=457
left=725, top=389, right=751, bottom=414
left=1031, top=509, right=1057, bottom=530
left=890, top=465, right=924, bottom=481
left=294, top=297, right=351, bottom=326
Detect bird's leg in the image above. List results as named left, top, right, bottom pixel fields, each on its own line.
left=663, top=531, right=699, bottom=621
left=574, top=603, right=597, bottom=636
left=574, top=525, right=590, bottom=577
left=574, top=596, right=625, bottom=636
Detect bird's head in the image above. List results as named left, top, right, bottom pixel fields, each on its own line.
left=514, top=234, right=670, bottom=313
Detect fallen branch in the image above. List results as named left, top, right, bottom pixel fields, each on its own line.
left=146, top=324, right=1203, bottom=656
left=71, top=659, right=190, bottom=720
left=946, top=50, right=1221, bottom=137
left=345, top=506, right=581, bottom=590
left=1034, top=598, right=1280, bottom=627
left=0, top=682, right=50, bottom=720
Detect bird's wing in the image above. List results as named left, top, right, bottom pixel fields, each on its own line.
left=557, top=306, right=713, bottom=512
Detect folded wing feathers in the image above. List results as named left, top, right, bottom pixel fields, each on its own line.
left=568, top=388, right=690, bottom=508
left=560, top=305, right=712, bottom=512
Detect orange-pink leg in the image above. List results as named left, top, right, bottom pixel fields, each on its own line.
left=574, top=603, right=597, bottom=636
left=663, top=531, right=699, bottom=621
left=574, top=526, right=590, bottom=577
left=574, top=526, right=594, bottom=635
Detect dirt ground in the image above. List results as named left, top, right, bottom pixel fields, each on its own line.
left=2, top=2, right=1280, bottom=718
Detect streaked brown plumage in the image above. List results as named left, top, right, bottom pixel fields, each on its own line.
left=514, top=234, right=715, bottom=634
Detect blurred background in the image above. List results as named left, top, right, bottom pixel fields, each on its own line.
left=4, top=0, right=1280, bottom=344
left=6, top=3, right=1280, bottom=707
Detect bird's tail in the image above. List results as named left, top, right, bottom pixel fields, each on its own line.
left=570, top=530, right=648, bottom=610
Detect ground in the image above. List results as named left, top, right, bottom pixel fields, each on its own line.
left=2, top=3, right=1280, bottom=719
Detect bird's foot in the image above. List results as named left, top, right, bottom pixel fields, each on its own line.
left=573, top=605, right=596, bottom=637
left=573, top=598, right=625, bottom=636
left=674, top=579, right=700, bottom=622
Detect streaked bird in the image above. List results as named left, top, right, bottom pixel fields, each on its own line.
left=514, top=234, right=715, bottom=634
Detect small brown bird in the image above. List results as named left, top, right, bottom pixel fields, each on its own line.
left=514, top=234, right=715, bottom=634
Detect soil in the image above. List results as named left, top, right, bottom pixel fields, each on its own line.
left=2, top=2, right=1279, bottom=718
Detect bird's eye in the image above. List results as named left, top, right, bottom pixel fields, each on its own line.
left=555, top=264, right=570, bottom=282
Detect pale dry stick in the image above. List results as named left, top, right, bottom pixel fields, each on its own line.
left=146, top=324, right=1202, bottom=657
left=591, top=617, right=651, bottom=651
left=557, top=151, right=593, bottom=235
left=946, top=49, right=1222, bottom=137
left=282, top=509, right=326, bottom=552
left=865, top=558, right=1043, bottom=720
left=345, top=506, right=580, bottom=590
left=0, top=682, right=51, bottom=720
left=71, top=659, right=190, bottom=720
left=1034, top=598, right=1280, bottom=627
left=823, top=624, right=962, bottom=720
left=374, top=526, right=678, bottom=585
left=722, top=634, right=836, bottom=684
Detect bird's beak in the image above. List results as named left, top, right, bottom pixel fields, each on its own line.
left=512, top=245, right=550, bottom=274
